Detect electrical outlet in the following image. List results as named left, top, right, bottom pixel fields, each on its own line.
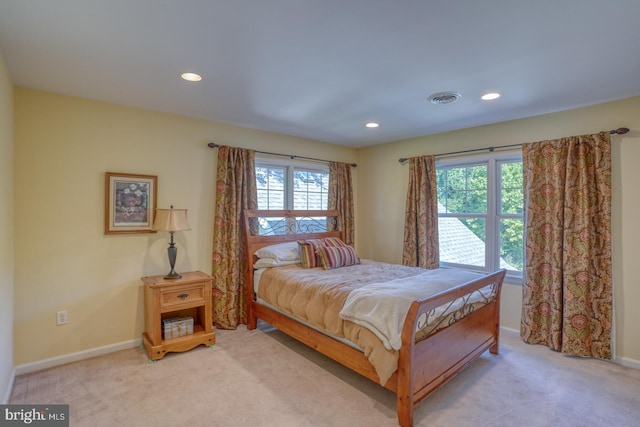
left=56, top=310, right=68, bottom=326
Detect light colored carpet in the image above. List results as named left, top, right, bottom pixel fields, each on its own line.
left=10, top=323, right=640, bottom=427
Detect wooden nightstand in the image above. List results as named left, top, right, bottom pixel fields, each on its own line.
left=142, top=271, right=216, bottom=360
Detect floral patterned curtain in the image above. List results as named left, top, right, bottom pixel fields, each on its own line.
left=212, top=146, right=257, bottom=329
left=521, top=132, right=612, bottom=359
left=402, top=155, right=439, bottom=269
left=328, top=161, right=355, bottom=246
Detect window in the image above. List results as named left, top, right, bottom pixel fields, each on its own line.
left=255, top=158, right=330, bottom=236
left=255, top=159, right=329, bottom=210
left=436, top=150, right=523, bottom=279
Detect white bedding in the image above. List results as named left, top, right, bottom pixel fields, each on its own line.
left=339, top=268, right=483, bottom=350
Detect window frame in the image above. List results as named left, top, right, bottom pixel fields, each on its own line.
left=255, top=156, right=330, bottom=211
left=436, top=149, right=523, bottom=282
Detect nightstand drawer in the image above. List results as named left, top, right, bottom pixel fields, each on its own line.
left=160, top=284, right=205, bottom=309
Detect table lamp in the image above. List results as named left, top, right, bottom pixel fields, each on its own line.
left=153, top=205, right=191, bottom=279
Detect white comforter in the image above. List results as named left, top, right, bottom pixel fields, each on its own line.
left=339, top=268, right=482, bottom=350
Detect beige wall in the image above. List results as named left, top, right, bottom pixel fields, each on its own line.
left=356, top=96, right=640, bottom=365
left=11, top=86, right=640, bottom=369
left=13, top=88, right=357, bottom=365
left=0, top=50, right=14, bottom=402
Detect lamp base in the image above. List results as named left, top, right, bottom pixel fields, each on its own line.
left=165, top=239, right=181, bottom=279
left=164, top=269, right=182, bottom=280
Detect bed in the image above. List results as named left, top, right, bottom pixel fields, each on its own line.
left=243, top=209, right=506, bottom=427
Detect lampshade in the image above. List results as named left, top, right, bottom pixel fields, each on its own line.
left=153, top=207, right=190, bottom=232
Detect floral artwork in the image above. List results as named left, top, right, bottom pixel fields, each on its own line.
left=105, top=172, right=157, bottom=234
left=115, top=181, right=149, bottom=224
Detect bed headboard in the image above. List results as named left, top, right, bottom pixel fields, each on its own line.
left=243, top=210, right=343, bottom=307
left=243, top=209, right=342, bottom=259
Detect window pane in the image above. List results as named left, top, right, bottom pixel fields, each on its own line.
left=501, top=189, right=523, bottom=214
left=438, top=217, right=486, bottom=268
left=447, top=168, right=466, bottom=191
left=293, top=168, right=329, bottom=210
left=255, top=166, right=269, bottom=189
left=467, top=165, right=487, bottom=189
left=437, top=165, right=487, bottom=214
left=294, top=192, right=313, bottom=209
left=467, top=190, right=487, bottom=213
left=500, top=162, right=523, bottom=214
left=269, top=192, right=284, bottom=209
left=268, top=168, right=285, bottom=190
left=256, top=166, right=285, bottom=209
left=499, top=218, right=524, bottom=271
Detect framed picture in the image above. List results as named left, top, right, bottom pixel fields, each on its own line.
left=105, top=172, right=157, bottom=234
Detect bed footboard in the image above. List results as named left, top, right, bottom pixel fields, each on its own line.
left=396, top=269, right=506, bottom=427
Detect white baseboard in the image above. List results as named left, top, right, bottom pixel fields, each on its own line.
left=499, top=326, right=640, bottom=370
left=14, top=338, right=142, bottom=376
left=616, top=355, right=640, bottom=370
left=499, top=326, right=520, bottom=335
left=2, top=368, right=15, bottom=404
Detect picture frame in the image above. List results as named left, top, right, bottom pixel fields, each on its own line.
left=105, top=172, right=157, bottom=235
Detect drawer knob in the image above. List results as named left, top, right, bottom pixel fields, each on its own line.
left=177, top=293, right=189, bottom=300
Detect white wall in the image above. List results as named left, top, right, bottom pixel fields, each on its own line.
left=356, top=96, right=640, bottom=365
left=0, top=50, right=15, bottom=403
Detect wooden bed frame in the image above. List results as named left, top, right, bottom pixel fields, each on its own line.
left=243, top=209, right=506, bottom=427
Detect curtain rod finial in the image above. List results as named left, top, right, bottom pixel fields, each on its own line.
left=611, top=127, right=629, bottom=135
left=208, top=142, right=219, bottom=148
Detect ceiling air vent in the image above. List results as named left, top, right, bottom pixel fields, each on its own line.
left=428, top=92, right=462, bottom=105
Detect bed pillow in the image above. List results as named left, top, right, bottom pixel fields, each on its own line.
left=297, top=237, right=347, bottom=268
left=313, top=237, right=347, bottom=248
left=255, top=241, right=301, bottom=262
left=316, top=245, right=361, bottom=270
left=297, top=241, right=319, bottom=268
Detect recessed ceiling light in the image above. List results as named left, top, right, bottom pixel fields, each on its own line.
left=481, top=92, right=500, bottom=100
left=365, top=122, right=379, bottom=128
left=181, top=72, right=202, bottom=82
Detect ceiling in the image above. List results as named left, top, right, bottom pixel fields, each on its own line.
left=1, top=1, right=639, bottom=148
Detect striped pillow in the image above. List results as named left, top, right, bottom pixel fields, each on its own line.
left=317, top=245, right=360, bottom=270
left=314, top=237, right=346, bottom=248
left=298, top=240, right=319, bottom=268
left=297, top=237, right=347, bottom=268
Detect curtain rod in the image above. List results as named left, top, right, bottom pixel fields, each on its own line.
left=207, top=143, right=357, bottom=167
left=397, top=127, right=629, bottom=163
